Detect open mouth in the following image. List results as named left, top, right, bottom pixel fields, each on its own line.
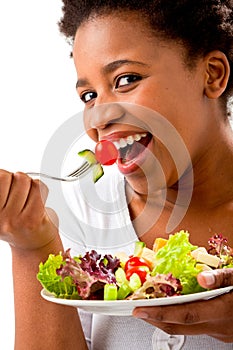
left=113, top=132, right=153, bottom=164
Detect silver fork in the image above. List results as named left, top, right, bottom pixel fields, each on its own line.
left=26, top=161, right=92, bottom=182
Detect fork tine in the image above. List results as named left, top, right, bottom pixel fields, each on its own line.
left=68, top=163, right=91, bottom=178
left=67, top=162, right=90, bottom=177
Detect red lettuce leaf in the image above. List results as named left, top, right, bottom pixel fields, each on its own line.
left=57, top=249, right=120, bottom=299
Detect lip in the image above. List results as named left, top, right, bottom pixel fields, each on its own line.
left=101, top=130, right=147, bottom=142
left=99, top=129, right=153, bottom=175
left=116, top=134, right=153, bottom=175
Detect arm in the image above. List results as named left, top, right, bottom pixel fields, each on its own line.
left=12, top=239, right=87, bottom=350
left=0, top=170, right=87, bottom=350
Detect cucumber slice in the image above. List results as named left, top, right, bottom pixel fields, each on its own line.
left=129, top=273, right=142, bottom=291
left=92, top=163, right=104, bottom=183
left=134, top=241, right=146, bottom=256
left=117, top=283, right=132, bottom=300
left=104, top=284, right=118, bottom=300
left=78, top=149, right=97, bottom=165
left=78, top=149, right=104, bottom=183
left=115, top=267, right=128, bottom=285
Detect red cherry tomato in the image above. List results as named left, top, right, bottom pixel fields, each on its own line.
left=125, top=256, right=150, bottom=272
left=95, top=140, right=118, bottom=165
left=125, top=266, right=149, bottom=284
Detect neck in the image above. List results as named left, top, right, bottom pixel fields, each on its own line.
left=188, top=120, right=233, bottom=208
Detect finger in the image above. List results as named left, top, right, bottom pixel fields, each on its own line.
left=197, top=268, right=233, bottom=289
left=0, top=169, right=13, bottom=208
left=133, top=291, right=233, bottom=324
left=45, top=207, right=59, bottom=229
left=144, top=319, right=233, bottom=339
left=145, top=320, right=211, bottom=336
left=4, top=172, right=33, bottom=213
left=23, top=178, right=49, bottom=208
left=20, top=179, right=49, bottom=222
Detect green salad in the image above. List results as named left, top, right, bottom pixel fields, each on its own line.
left=37, top=230, right=233, bottom=301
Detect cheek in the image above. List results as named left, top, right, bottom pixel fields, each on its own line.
left=129, top=82, right=167, bottom=117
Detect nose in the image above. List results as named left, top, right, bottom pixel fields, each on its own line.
left=84, top=102, right=126, bottom=137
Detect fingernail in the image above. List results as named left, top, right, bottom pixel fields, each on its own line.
left=201, top=271, right=216, bottom=286
left=133, top=311, right=149, bottom=319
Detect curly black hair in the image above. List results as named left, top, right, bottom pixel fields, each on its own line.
left=59, top=0, right=233, bottom=102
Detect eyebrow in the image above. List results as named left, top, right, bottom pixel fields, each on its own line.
left=76, top=59, right=149, bottom=88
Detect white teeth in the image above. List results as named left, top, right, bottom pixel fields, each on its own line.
left=134, top=134, right=141, bottom=141
left=114, top=133, right=147, bottom=149
left=113, top=141, right=120, bottom=150
left=127, top=135, right=134, bottom=145
left=119, top=138, right=127, bottom=148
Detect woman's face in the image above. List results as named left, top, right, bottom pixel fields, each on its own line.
left=73, top=13, right=210, bottom=194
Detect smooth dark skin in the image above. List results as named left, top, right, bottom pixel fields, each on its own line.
left=74, top=13, right=233, bottom=343
left=0, top=171, right=87, bottom=349
left=0, top=12, right=233, bottom=349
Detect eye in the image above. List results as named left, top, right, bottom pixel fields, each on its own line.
left=115, top=74, right=142, bottom=89
left=80, top=91, right=97, bottom=104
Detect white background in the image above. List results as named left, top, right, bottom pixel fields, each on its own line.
left=0, top=1, right=83, bottom=348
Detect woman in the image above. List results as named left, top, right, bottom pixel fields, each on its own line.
left=1, top=1, right=233, bottom=349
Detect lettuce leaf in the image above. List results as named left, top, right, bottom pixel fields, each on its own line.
left=127, top=273, right=182, bottom=300
left=208, top=234, right=233, bottom=268
left=37, top=253, right=80, bottom=299
left=152, top=230, right=206, bottom=294
left=37, top=249, right=120, bottom=300
left=56, top=249, right=119, bottom=299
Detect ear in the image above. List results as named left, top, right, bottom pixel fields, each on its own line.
left=204, top=51, right=230, bottom=99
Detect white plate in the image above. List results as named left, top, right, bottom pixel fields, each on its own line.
left=41, top=286, right=233, bottom=316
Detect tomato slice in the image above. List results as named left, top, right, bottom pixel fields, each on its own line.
left=126, top=266, right=149, bottom=284
left=125, top=256, right=150, bottom=272
left=95, top=140, right=118, bottom=165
